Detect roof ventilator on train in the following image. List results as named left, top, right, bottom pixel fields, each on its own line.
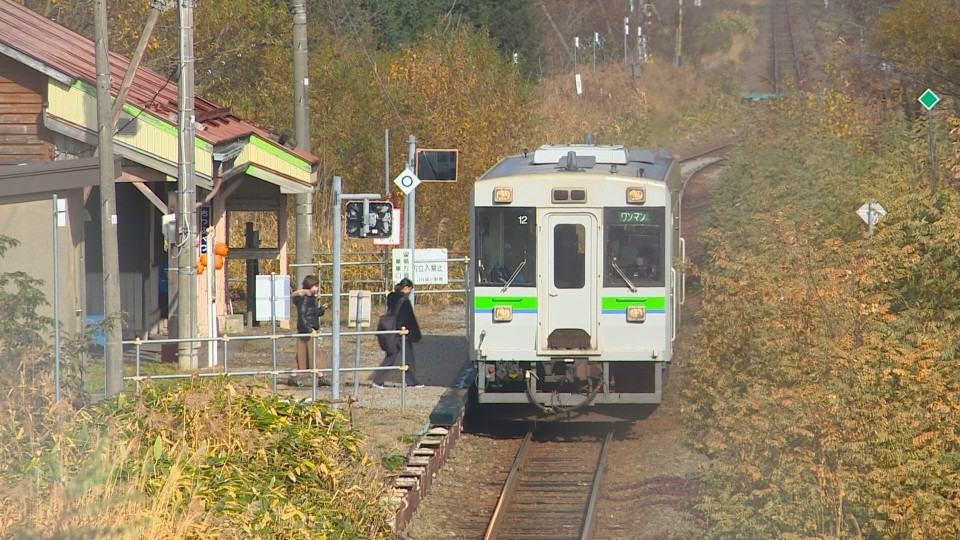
left=559, top=151, right=596, bottom=171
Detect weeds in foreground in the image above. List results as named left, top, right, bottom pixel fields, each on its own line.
left=1, top=369, right=394, bottom=539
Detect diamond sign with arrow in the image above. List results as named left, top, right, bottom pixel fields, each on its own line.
left=857, top=201, right=887, bottom=236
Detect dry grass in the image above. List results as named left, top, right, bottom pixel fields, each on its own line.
left=1, top=353, right=393, bottom=539
left=0, top=400, right=210, bottom=538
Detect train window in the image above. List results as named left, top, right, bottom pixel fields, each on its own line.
left=603, top=207, right=665, bottom=288
left=553, top=224, right=585, bottom=289
left=475, top=207, right=536, bottom=287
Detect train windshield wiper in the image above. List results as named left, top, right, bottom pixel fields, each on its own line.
left=500, top=260, right=527, bottom=293
left=611, top=262, right=638, bottom=293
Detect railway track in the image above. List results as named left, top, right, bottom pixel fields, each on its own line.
left=481, top=428, right=614, bottom=540
left=771, top=0, right=802, bottom=94
left=679, top=141, right=734, bottom=164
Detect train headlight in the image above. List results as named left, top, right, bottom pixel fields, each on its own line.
left=493, top=305, right=513, bottom=322
left=626, top=187, right=646, bottom=204
left=626, top=306, right=646, bottom=323
left=493, top=187, right=513, bottom=204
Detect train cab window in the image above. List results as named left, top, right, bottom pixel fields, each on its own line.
left=604, top=208, right=665, bottom=288
left=553, top=224, right=585, bottom=289
left=475, top=207, right=536, bottom=287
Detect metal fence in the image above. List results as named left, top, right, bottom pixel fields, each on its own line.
left=297, top=249, right=472, bottom=303
left=114, top=251, right=473, bottom=408
left=123, top=326, right=415, bottom=409
left=52, top=245, right=470, bottom=408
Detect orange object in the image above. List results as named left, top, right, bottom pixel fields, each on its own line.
left=214, top=242, right=229, bottom=256
left=215, top=254, right=224, bottom=270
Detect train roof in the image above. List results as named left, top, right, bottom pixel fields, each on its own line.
left=479, top=144, right=678, bottom=183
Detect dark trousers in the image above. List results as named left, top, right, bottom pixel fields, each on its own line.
left=371, top=340, right=419, bottom=386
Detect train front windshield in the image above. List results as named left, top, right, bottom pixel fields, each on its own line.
left=604, top=207, right=665, bottom=288
left=475, top=207, right=536, bottom=287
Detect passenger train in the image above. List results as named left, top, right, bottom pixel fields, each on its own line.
left=468, top=142, right=684, bottom=421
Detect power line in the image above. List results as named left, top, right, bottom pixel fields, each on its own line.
left=336, top=0, right=411, bottom=134
left=114, top=65, right=178, bottom=136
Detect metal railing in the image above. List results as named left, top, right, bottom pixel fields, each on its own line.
left=65, top=251, right=472, bottom=406
left=293, top=251, right=472, bottom=301
left=123, top=326, right=414, bottom=410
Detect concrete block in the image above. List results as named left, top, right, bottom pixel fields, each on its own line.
left=220, top=314, right=244, bottom=334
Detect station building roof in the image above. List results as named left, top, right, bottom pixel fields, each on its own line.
left=0, top=0, right=318, bottom=188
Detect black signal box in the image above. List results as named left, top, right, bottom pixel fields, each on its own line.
left=345, top=201, right=393, bottom=238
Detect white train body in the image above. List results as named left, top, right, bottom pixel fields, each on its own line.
left=469, top=144, right=683, bottom=421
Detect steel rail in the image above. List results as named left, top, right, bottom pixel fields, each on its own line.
left=785, top=0, right=803, bottom=88
left=678, top=142, right=734, bottom=164
left=579, top=428, right=615, bottom=539
left=772, top=0, right=781, bottom=95
left=483, top=431, right=534, bottom=540
left=771, top=0, right=803, bottom=94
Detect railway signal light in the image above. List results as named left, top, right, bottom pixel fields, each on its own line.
left=345, top=201, right=393, bottom=238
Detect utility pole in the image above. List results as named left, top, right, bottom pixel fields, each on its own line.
left=624, top=17, right=629, bottom=65
left=111, top=1, right=170, bottom=128
left=574, top=36, right=579, bottom=74
left=292, top=0, right=313, bottom=288
left=331, top=175, right=342, bottom=399
left=592, top=32, right=598, bottom=72
left=177, top=0, right=198, bottom=370
left=675, top=0, right=683, bottom=67
left=574, top=36, right=580, bottom=104
left=406, top=135, right=416, bottom=305
left=94, top=0, right=124, bottom=397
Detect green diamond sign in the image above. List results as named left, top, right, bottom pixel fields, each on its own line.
left=918, top=88, right=940, bottom=111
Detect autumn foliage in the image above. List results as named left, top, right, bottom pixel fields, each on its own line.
left=685, top=91, right=960, bottom=537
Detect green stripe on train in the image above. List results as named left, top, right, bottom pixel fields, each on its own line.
left=602, top=296, right=665, bottom=310
left=474, top=296, right=538, bottom=309
left=474, top=297, right=663, bottom=309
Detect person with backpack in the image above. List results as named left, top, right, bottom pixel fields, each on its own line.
left=290, top=275, right=329, bottom=387
left=371, top=278, right=423, bottom=388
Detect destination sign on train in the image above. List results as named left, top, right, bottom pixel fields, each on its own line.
left=616, top=210, right=652, bottom=223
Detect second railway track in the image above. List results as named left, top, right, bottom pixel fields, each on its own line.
left=771, top=0, right=803, bottom=94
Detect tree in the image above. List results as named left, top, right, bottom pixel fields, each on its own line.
left=0, top=236, right=52, bottom=364
left=380, top=26, right=537, bottom=248
left=869, top=0, right=960, bottom=99
left=359, top=0, right=544, bottom=79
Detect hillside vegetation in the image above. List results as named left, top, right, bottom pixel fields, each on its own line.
left=686, top=86, right=960, bottom=538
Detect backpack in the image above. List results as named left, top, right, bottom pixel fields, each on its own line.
left=376, top=309, right=400, bottom=354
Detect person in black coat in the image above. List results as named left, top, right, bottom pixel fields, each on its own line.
left=371, top=278, right=423, bottom=388
left=291, top=275, right=328, bottom=386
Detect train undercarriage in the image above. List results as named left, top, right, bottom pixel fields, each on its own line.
left=472, top=359, right=665, bottom=422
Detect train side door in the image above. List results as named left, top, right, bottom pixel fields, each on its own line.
left=539, top=213, right=598, bottom=352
